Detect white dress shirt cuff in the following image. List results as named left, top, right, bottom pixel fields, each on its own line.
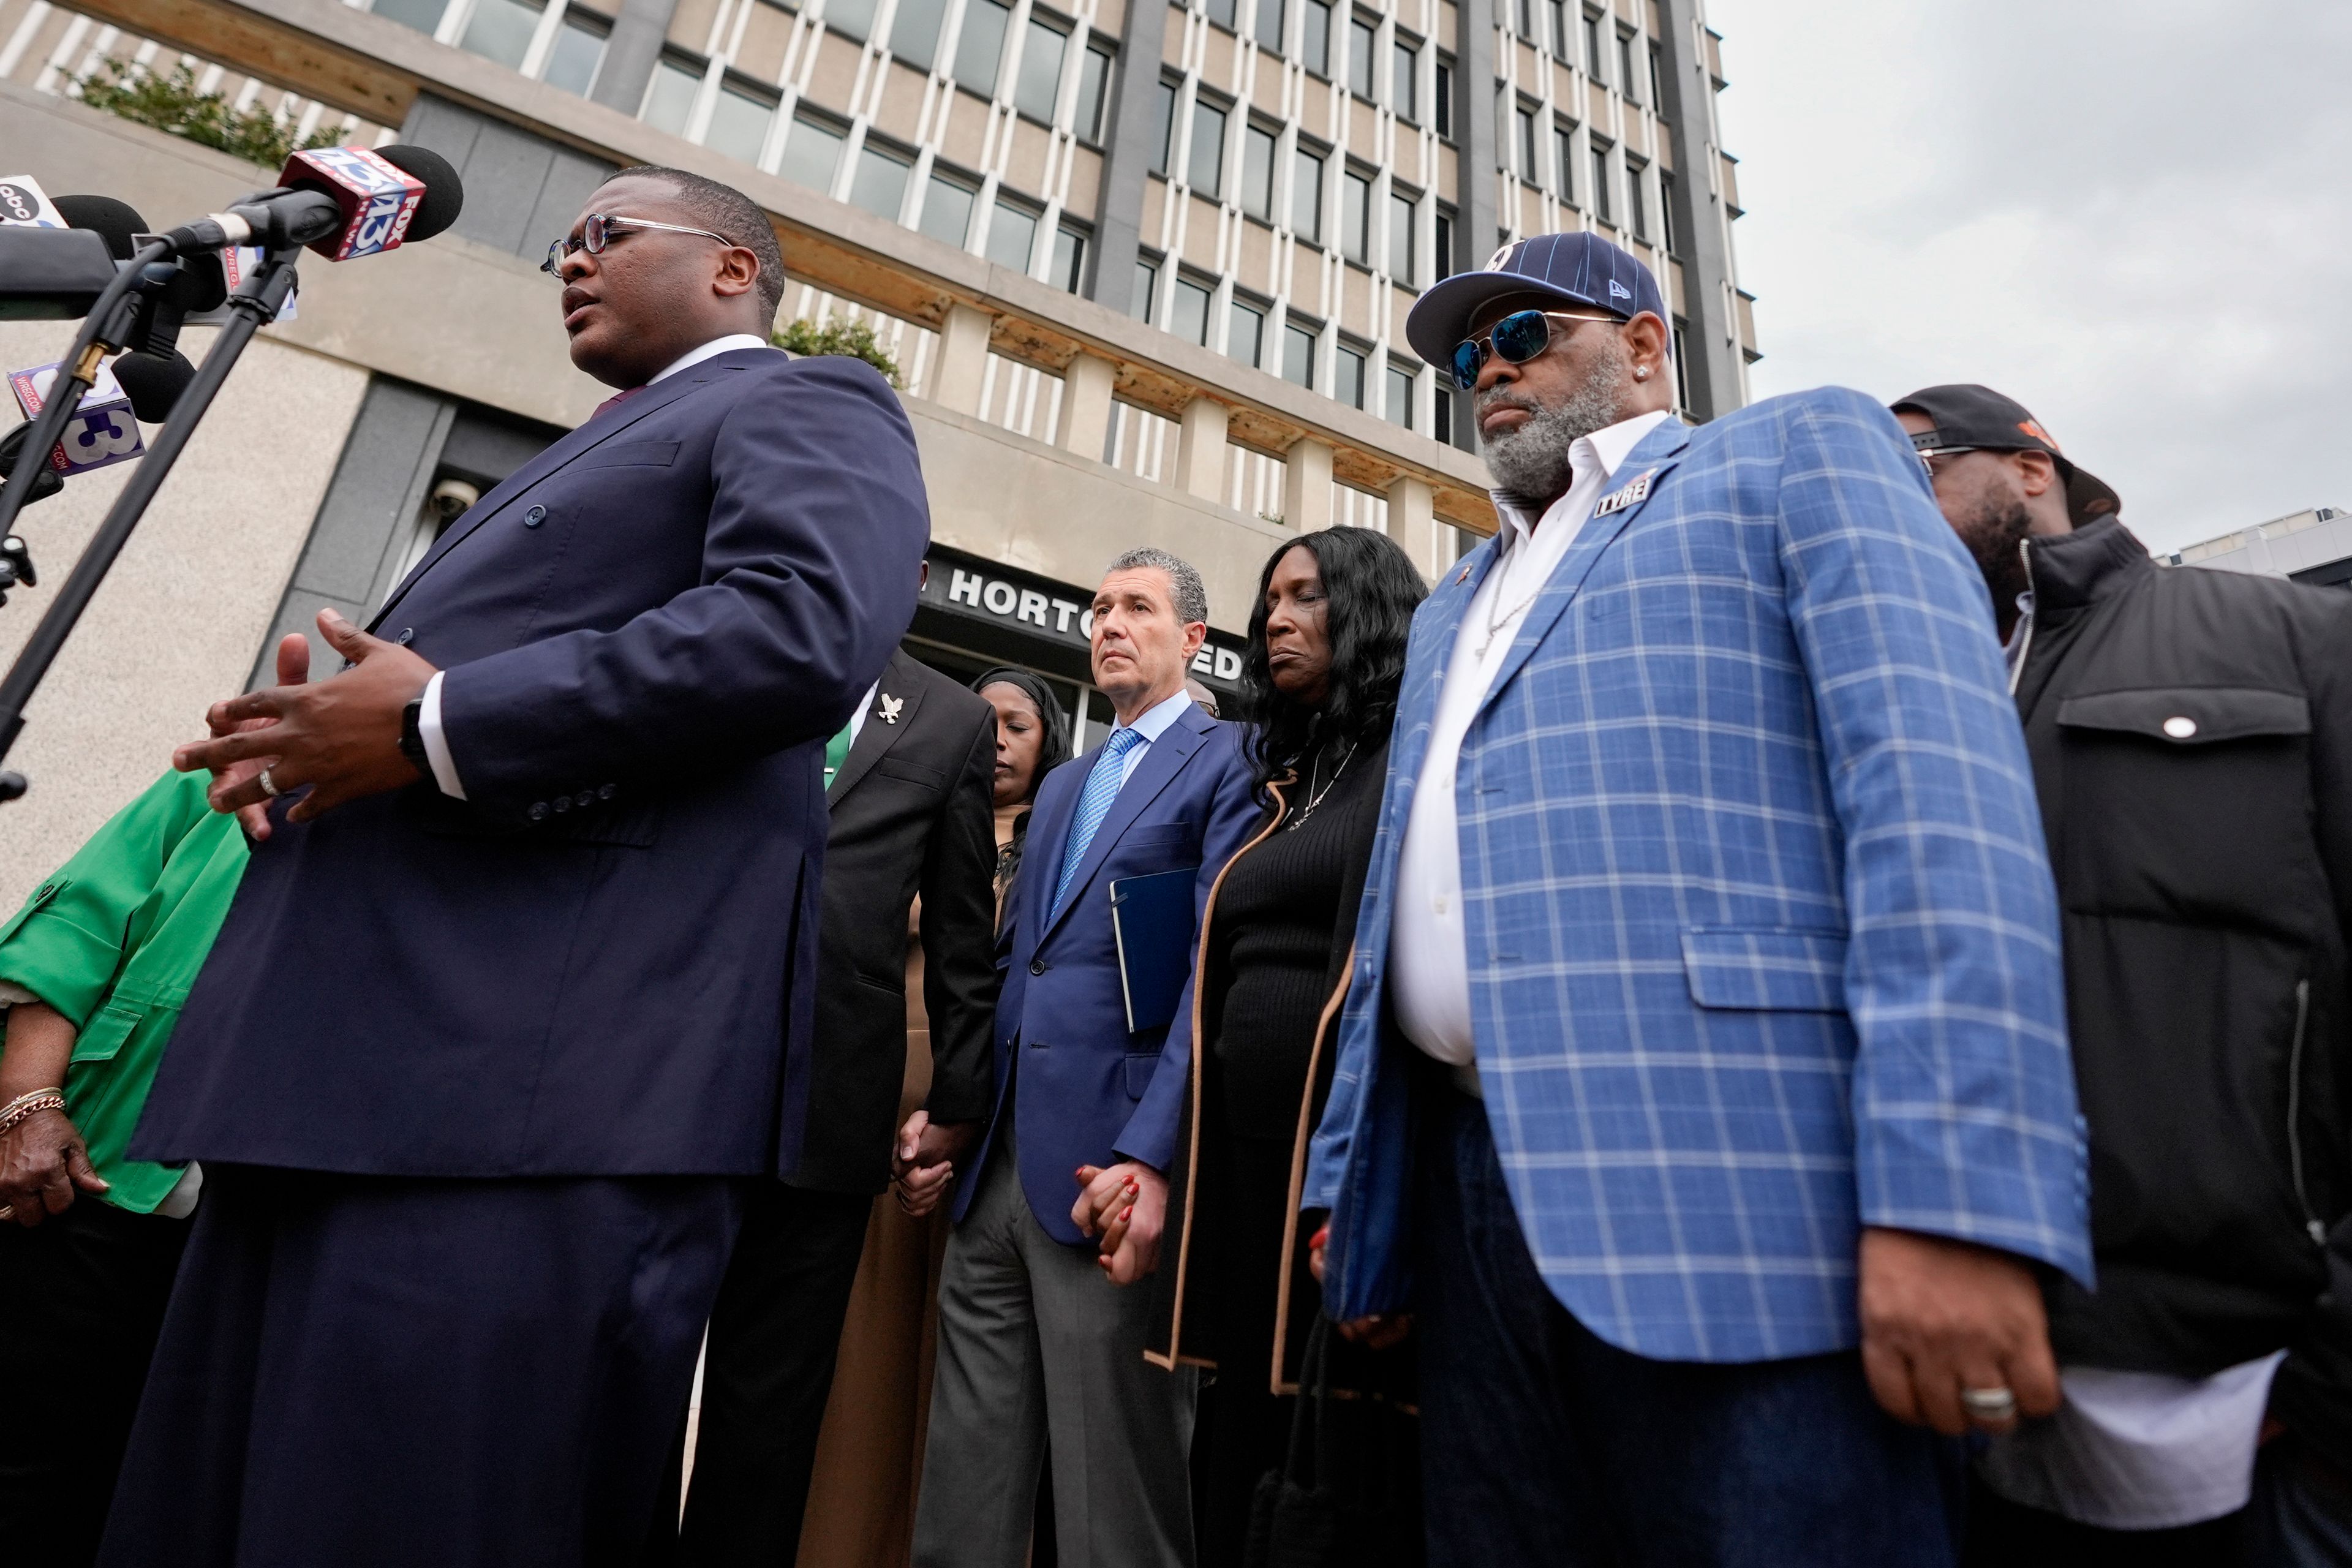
left=418, top=671, right=467, bottom=800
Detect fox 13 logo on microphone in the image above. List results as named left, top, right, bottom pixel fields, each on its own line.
left=288, top=146, right=423, bottom=262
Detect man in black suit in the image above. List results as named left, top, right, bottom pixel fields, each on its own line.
left=669, top=645, right=1000, bottom=1566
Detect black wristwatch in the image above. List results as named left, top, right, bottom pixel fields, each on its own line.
left=399, top=693, right=431, bottom=778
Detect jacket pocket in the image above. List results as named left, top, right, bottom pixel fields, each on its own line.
left=1124, top=822, right=1196, bottom=848
left=570, top=440, right=681, bottom=471
left=1680, top=927, right=1849, bottom=1012
left=2056, top=686, right=2315, bottom=928
left=1123, top=1052, right=1159, bottom=1099
left=69, top=1000, right=145, bottom=1065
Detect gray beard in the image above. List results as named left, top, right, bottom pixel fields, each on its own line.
left=1480, top=342, right=1634, bottom=500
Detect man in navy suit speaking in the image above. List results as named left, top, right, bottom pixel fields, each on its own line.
left=100, top=168, right=929, bottom=1565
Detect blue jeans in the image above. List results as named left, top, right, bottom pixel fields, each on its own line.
left=1414, top=1084, right=1963, bottom=1568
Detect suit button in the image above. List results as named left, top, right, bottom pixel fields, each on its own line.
left=524, top=505, right=546, bottom=528
left=599, top=783, right=617, bottom=800
left=394, top=627, right=414, bottom=646
left=527, top=802, right=549, bottom=821
left=552, top=794, right=571, bottom=813
left=575, top=791, right=595, bottom=809
left=1030, top=958, right=1047, bottom=976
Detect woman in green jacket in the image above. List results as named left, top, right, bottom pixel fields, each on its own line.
left=0, top=637, right=301, bottom=1566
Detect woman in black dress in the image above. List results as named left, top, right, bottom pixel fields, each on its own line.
left=1126, top=526, right=1427, bottom=1566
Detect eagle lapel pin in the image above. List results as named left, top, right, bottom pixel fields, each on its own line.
left=878, top=693, right=904, bottom=725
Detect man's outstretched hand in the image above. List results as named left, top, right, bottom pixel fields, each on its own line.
left=175, top=609, right=435, bottom=826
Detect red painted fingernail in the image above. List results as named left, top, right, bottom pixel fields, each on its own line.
left=1121, top=1206, right=1134, bottom=1222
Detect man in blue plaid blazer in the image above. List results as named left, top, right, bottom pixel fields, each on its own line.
left=1302, top=235, right=2094, bottom=1565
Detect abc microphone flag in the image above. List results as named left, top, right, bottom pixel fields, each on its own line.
left=277, top=146, right=425, bottom=261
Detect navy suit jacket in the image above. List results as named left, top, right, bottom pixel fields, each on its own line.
left=133, top=348, right=927, bottom=1178
left=956, top=701, right=1259, bottom=1243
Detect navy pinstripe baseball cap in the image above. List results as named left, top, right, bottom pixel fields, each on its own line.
left=1405, top=232, right=1667, bottom=370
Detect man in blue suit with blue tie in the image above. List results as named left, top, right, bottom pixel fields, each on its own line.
left=103, top=168, right=928, bottom=1566
left=914, top=548, right=1257, bottom=1568
left=1305, top=234, right=2093, bottom=1566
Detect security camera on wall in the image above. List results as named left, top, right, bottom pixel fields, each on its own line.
left=429, top=477, right=480, bottom=523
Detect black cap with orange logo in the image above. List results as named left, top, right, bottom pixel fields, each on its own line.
left=1890, top=383, right=2122, bottom=527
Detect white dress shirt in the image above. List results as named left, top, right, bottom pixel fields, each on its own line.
left=1388, top=408, right=1673, bottom=1092
left=415, top=333, right=774, bottom=799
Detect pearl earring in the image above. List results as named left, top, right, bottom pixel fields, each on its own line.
left=1634, top=368, right=1649, bottom=380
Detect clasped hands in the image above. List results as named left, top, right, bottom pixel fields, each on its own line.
left=172, top=609, right=436, bottom=832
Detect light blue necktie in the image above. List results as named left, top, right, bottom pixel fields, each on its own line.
left=1050, top=726, right=1145, bottom=921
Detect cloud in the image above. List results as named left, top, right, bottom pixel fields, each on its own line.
left=1705, top=0, right=2352, bottom=554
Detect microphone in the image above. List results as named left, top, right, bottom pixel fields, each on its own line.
left=50, top=194, right=147, bottom=260
left=164, top=143, right=465, bottom=262
left=111, top=350, right=197, bottom=422
left=0, top=192, right=148, bottom=320
left=0, top=423, right=66, bottom=510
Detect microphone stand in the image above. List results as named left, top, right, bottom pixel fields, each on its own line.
left=0, top=244, right=300, bottom=805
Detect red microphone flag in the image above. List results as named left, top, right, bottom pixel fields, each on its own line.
left=276, top=146, right=426, bottom=262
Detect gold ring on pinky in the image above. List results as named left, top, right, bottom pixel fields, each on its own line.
left=1960, top=1387, right=2019, bottom=1423
left=258, top=767, right=282, bottom=797
left=0, top=1205, right=13, bottom=1222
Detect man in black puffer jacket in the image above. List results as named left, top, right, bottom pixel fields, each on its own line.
left=1896, top=383, right=2352, bottom=1567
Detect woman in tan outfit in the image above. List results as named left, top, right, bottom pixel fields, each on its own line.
left=794, top=669, right=1070, bottom=1568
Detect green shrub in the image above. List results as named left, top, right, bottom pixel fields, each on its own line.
left=77, top=59, right=340, bottom=169
left=772, top=316, right=903, bottom=388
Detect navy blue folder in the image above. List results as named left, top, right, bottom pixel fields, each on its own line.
left=1108, top=867, right=1197, bottom=1034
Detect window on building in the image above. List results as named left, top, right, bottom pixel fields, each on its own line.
left=1433, top=385, right=1451, bottom=443
left=706, top=80, right=777, bottom=164
left=1433, top=56, right=1451, bottom=137
left=1014, top=20, right=1067, bottom=120
left=891, top=0, right=949, bottom=69
left=1149, top=79, right=1180, bottom=174
left=1514, top=104, right=1536, bottom=179
left=1052, top=224, right=1088, bottom=290
left=1302, top=0, right=1332, bottom=75
left=1385, top=361, right=1414, bottom=430
left=1171, top=273, right=1213, bottom=344
left=1242, top=123, right=1277, bottom=221
left=1229, top=298, right=1264, bottom=365
left=1255, top=0, right=1285, bottom=50
left=1648, top=43, right=1662, bottom=107
left=1433, top=207, right=1453, bottom=279
left=1392, top=40, right=1417, bottom=121
left=1291, top=147, right=1323, bottom=241
left=1335, top=342, right=1365, bottom=409
left=986, top=198, right=1038, bottom=271
left=1581, top=8, right=1602, bottom=78
left=778, top=112, right=848, bottom=195
left=1205, top=0, right=1237, bottom=28
left=848, top=140, right=911, bottom=219
left=920, top=172, right=976, bottom=247
left=1673, top=321, right=1691, bottom=412
left=1659, top=170, right=1676, bottom=251
left=1341, top=169, right=1370, bottom=263
left=1617, top=29, right=1638, bottom=103
left=371, top=0, right=446, bottom=36
left=1553, top=122, right=1574, bottom=203
left=459, top=0, right=540, bottom=71
left=1626, top=156, right=1648, bottom=239
left=1283, top=322, right=1316, bottom=388
left=1387, top=190, right=1413, bottom=282
left=1347, top=17, right=1375, bottom=98
left=641, top=56, right=703, bottom=135
left=1133, top=255, right=1160, bottom=318
left=1589, top=139, right=1612, bottom=222
left=1189, top=98, right=1228, bottom=197
left=1514, top=0, right=1533, bottom=41
left=827, top=0, right=880, bottom=41
left=955, top=0, right=1011, bottom=92
left=543, top=9, right=608, bottom=94
left=1548, top=0, right=1568, bottom=58
left=1074, top=40, right=1113, bottom=141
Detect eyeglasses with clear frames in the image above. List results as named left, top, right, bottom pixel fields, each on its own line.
left=543, top=213, right=738, bottom=276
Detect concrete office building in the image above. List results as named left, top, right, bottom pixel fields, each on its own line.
left=0, top=0, right=1754, bottom=901
left=2171, top=505, right=2352, bottom=587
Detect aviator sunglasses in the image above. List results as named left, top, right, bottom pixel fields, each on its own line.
left=1450, top=309, right=1623, bottom=390
left=543, top=213, right=737, bottom=276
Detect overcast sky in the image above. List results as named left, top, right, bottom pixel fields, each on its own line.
left=1703, top=0, right=2351, bottom=556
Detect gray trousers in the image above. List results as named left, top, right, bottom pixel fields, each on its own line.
left=913, top=1124, right=1197, bottom=1568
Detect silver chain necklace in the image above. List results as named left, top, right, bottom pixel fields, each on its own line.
left=1284, top=740, right=1355, bottom=832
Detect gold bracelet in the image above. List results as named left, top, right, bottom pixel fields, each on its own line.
left=0, top=1090, right=66, bottom=1138
left=0, top=1085, right=62, bottom=1121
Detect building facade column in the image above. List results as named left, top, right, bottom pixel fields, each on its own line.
left=1087, top=0, right=1172, bottom=309
left=1056, top=352, right=1115, bottom=459
left=1281, top=436, right=1333, bottom=530
left=1384, top=473, right=1439, bottom=577
left=588, top=0, right=680, bottom=118
left=930, top=303, right=995, bottom=416
left=1174, top=396, right=1227, bottom=501
left=1653, top=0, right=1744, bottom=423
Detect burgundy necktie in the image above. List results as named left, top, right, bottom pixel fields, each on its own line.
left=591, top=384, right=644, bottom=420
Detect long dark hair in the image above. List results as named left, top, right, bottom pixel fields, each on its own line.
left=1241, top=529, right=1427, bottom=798
left=970, top=668, right=1072, bottom=803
